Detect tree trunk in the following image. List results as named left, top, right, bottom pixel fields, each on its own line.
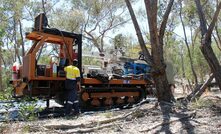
left=179, top=2, right=198, bottom=85
left=13, top=17, right=22, bottom=64
left=144, top=0, right=174, bottom=102
left=186, top=74, right=214, bottom=101
left=193, top=74, right=214, bottom=100
left=124, top=0, right=152, bottom=65
left=214, top=25, right=221, bottom=50
left=18, top=19, right=25, bottom=57
left=194, top=0, right=221, bottom=89
left=180, top=49, right=185, bottom=78
left=0, top=45, right=3, bottom=91
left=200, top=44, right=221, bottom=88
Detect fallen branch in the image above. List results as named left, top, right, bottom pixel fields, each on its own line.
left=44, top=105, right=152, bottom=130
left=139, top=111, right=196, bottom=132
left=44, top=123, right=84, bottom=130
left=191, top=119, right=209, bottom=126
left=201, top=95, right=221, bottom=100
left=66, top=123, right=116, bottom=133
left=186, top=73, right=214, bottom=102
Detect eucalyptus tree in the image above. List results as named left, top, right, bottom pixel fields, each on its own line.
left=179, top=0, right=198, bottom=85
left=0, top=0, right=40, bottom=63
left=0, top=1, right=6, bottom=90
left=194, top=0, right=221, bottom=89
left=112, top=34, right=127, bottom=56
left=178, top=0, right=218, bottom=84
left=0, top=37, right=3, bottom=90
left=51, top=7, right=84, bottom=33
left=201, top=0, right=221, bottom=52
left=145, top=0, right=175, bottom=102
left=70, top=0, right=130, bottom=55
left=125, top=0, right=175, bottom=102
left=0, top=0, right=59, bottom=90
left=0, top=17, right=5, bottom=90
left=185, top=0, right=221, bottom=101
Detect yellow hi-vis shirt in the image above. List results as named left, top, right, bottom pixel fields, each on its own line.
left=64, top=65, right=80, bottom=80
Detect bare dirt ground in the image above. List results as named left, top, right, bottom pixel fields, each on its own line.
left=1, top=88, right=221, bottom=134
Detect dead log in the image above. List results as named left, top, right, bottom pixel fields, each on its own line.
left=66, top=123, right=116, bottom=133
left=44, top=123, right=84, bottom=130
left=186, top=73, right=214, bottom=102
left=201, top=95, right=221, bottom=100
left=44, top=106, right=149, bottom=130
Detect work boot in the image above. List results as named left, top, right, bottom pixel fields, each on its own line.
left=65, top=103, right=72, bottom=116
left=73, top=102, right=80, bottom=114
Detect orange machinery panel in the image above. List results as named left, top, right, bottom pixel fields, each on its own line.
left=26, top=32, right=74, bottom=45
left=82, top=78, right=148, bottom=85
left=22, top=54, right=32, bottom=79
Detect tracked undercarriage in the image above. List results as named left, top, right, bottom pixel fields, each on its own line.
left=80, top=78, right=152, bottom=110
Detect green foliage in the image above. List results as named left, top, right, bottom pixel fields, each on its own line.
left=123, top=43, right=140, bottom=59
left=37, top=55, right=51, bottom=65
left=82, top=56, right=102, bottom=66
left=0, top=86, right=13, bottom=100
left=182, top=0, right=197, bottom=25
left=70, top=0, right=128, bottom=52
left=0, top=67, right=14, bottom=92
left=190, top=98, right=214, bottom=109
left=2, top=102, right=15, bottom=122
left=0, top=29, right=5, bottom=39
left=113, top=34, right=126, bottom=49
left=102, top=112, right=113, bottom=118
left=22, top=125, right=31, bottom=133
left=164, top=34, right=182, bottom=77
left=114, top=35, right=142, bottom=59
left=1, top=49, right=15, bottom=68
left=18, top=97, right=43, bottom=121
left=192, top=46, right=210, bottom=82
left=51, top=7, right=84, bottom=33
left=212, top=44, right=221, bottom=62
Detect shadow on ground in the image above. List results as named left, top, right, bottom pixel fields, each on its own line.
left=155, top=101, right=195, bottom=134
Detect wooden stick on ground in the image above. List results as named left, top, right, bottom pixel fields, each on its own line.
left=66, top=123, right=117, bottom=133
left=186, top=73, right=214, bottom=102
left=44, top=105, right=150, bottom=130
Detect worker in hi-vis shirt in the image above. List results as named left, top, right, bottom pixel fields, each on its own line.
left=64, top=59, right=81, bottom=116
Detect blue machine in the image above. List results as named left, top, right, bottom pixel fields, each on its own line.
left=124, top=61, right=151, bottom=78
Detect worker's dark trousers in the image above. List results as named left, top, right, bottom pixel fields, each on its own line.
left=65, top=89, right=80, bottom=115
left=65, top=79, right=80, bottom=115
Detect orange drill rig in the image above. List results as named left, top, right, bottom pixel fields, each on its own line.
left=10, top=13, right=153, bottom=109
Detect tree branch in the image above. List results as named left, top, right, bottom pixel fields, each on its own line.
left=18, top=19, right=25, bottom=57
left=98, top=19, right=130, bottom=39
left=42, top=0, right=46, bottom=15
left=179, top=0, right=198, bottom=84
left=194, top=0, right=208, bottom=35
left=215, top=25, right=221, bottom=50
left=159, top=0, right=174, bottom=38
left=84, top=14, right=90, bottom=33
left=212, top=33, right=221, bottom=51
left=24, top=6, right=34, bottom=21
left=12, top=17, right=22, bottom=64
left=202, top=0, right=209, bottom=8
left=87, top=9, right=112, bottom=34
left=205, top=1, right=221, bottom=41
left=125, top=0, right=152, bottom=65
